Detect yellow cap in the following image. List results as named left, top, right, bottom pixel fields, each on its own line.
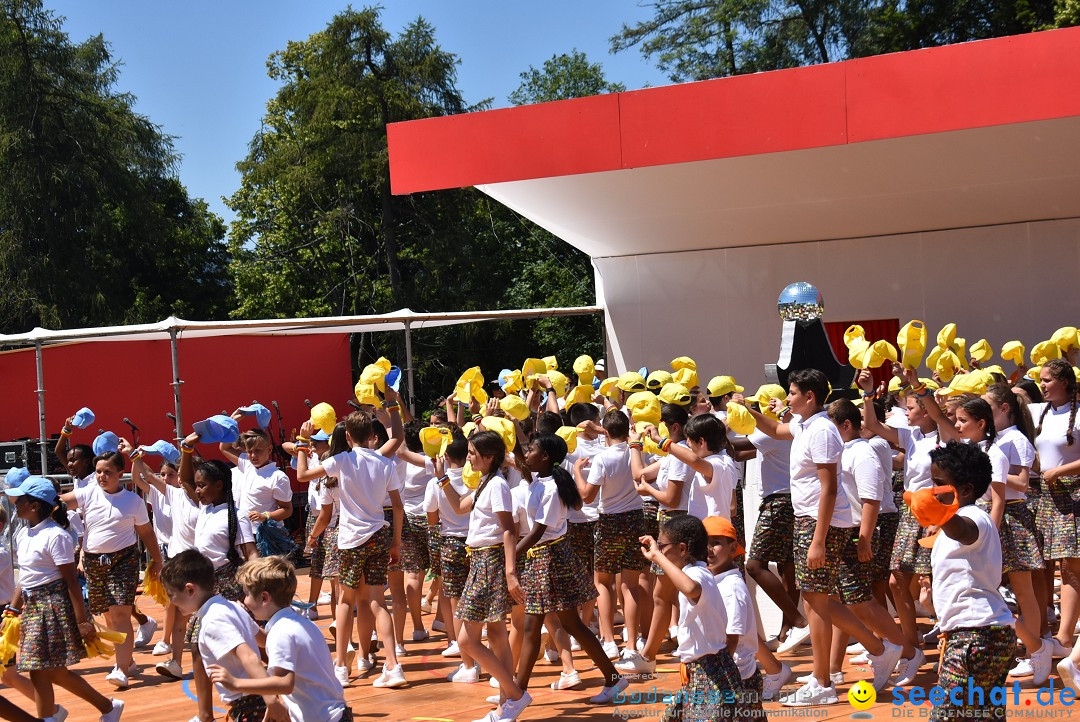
left=462, top=461, right=481, bottom=490
left=844, top=324, right=866, bottom=349
left=672, top=367, right=698, bottom=389
left=354, top=379, right=382, bottom=408
left=454, top=366, right=485, bottom=404
left=970, top=339, right=993, bottom=364
left=310, top=402, right=337, bottom=435
left=565, top=385, right=595, bottom=409
left=937, top=323, right=957, bottom=350
left=938, top=369, right=992, bottom=397
left=897, top=320, right=928, bottom=369
left=598, top=377, right=620, bottom=399
left=634, top=421, right=666, bottom=457
left=888, top=377, right=903, bottom=394
left=555, top=426, right=580, bottom=455
left=954, top=338, right=969, bottom=370
left=919, top=378, right=941, bottom=391
left=419, top=426, right=452, bottom=458
left=522, top=358, right=547, bottom=381
left=360, top=357, right=393, bottom=392
left=1026, top=366, right=1042, bottom=381
left=626, top=391, right=661, bottom=426
left=1053, top=327, right=1079, bottom=353
left=500, top=369, right=523, bottom=394
left=935, top=349, right=962, bottom=383
left=670, top=356, right=697, bottom=372
left=499, top=395, right=530, bottom=421
left=707, top=375, right=744, bottom=397
left=1001, top=341, right=1025, bottom=366
left=725, top=402, right=756, bottom=435
left=1031, top=340, right=1062, bottom=367
left=543, top=355, right=559, bottom=371
left=658, top=383, right=691, bottom=406
left=573, top=355, right=595, bottom=386
left=480, top=416, right=516, bottom=453
left=868, top=340, right=898, bottom=368
left=983, top=364, right=1005, bottom=378
left=617, top=372, right=648, bottom=393
left=546, top=369, right=569, bottom=397
left=747, top=384, right=786, bottom=406
left=646, top=369, right=673, bottom=391
left=462, top=421, right=477, bottom=438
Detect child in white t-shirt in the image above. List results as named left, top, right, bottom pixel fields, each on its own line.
left=208, top=556, right=349, bottom=722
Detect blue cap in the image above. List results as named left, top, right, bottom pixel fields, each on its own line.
left=4, top=467, right=30, bottom=489
left=137, top=440, right=181, bottom=466
left=638, top=366, right=649, bottom=378
left=238, top=404, right=271, bottom=429
left=497, top=369, right=515, bottom=391
left=7, top=476, right=58, bottom=506
left=92, top=431, right=119, bottom=456
left=193, top=415, right=240, bottom=445
left=290, top=455, right=298, bottom=470
left=72, top=407, right=95, bottom=429
left=385, top=367, right=402, bottom=392
left=311, top=429, right=331, bottom=442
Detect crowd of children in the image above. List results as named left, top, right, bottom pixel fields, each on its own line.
left=1, top=325, right=1080, bottom=722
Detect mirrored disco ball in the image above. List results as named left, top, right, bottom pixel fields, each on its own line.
left=777, top=282, right=824, bottom=321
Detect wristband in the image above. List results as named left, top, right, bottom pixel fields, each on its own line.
left=861, top=390, right=877, bottom=399
left=129, top=449, right=144, bottom=461
left=263, top=512, right=271, bottom=521
left=660, top=438, right=672, bottom=453
left=438, top=474, right=451, bottom=488
left=909, top=383, right=926, bottom=394
left=180, top=442, right=195, bottom=454
left=295, top=435, right=310, bottom=444
left=628, top=441, right=644, bottom=451
left=294, top=442, right=310, bottom=451
left=779, top=407, right=791, bottom=418
left=472, top=414, right=482, bottom=423
left=3, top=605, right=20, bottom=616
left=60, top=427, right=72, bottom=437
left=384, top=401, right=400, bottom=411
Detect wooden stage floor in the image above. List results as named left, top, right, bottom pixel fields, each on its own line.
left=27, top=573, right=1080, bottom=721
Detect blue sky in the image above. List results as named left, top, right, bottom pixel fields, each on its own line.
left=47, top=1, right=669, bottom=224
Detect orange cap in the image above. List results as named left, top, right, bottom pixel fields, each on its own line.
left=702, top=516, right=745, bottom=557
left=903, top=485, right=959, bottom=528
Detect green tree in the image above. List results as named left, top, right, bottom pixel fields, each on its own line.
left=0, top=0, right=230, bottom=333
left=508, top=50, right=625, bottom=105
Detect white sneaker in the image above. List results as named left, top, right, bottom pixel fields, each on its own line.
left=776, top=624, right=811, bottom=654
left=395, top=643, right=407, bottom=656
left=481, top=624, right=488, bottom=640
left=53, top=705, right=69, bottom=722
left=372, top=663, right=407, bottom=688
left=764, top=635, right=780, bottom=652
left=601, top=639, right=619, bottom=660
left=489, top=676, right=500, bottom=688
left=151, top=641, right=172, bottom=657
left=1009, top=657, right=1034, bottom=678
left=762, top=662, right=792, bottom=701
left=318, top=592, right=332, bottom=605
left=329, top=621, right=337, bottom=635
left=420, top=599, right=433, bottom=614
left=550, top=670, right=582, bottom=690
left=412, top=628, right=429, bottom=641
left=589, top=677, right=629, bottom=704
left=570, top=637, right=581, bottom=652
left=1031, top=640, right=1053, bottom=686
left=497, top=691, right=532, bottom=720
left=922, top=625, right=940, bottom=644
left=544, top=647, right=559, bottom=664
left=334, top=664, right=350, bottom=687
left=796, top=671, right=843, bottom=686
left=126, top=661, right=139, bottom=677
left=1058, top=658, right=1080, bottom=698
left=441, top=640, right=460, bottom=657
left=846, top=642, right=865, bottom=655
left=1048, top=605, right=1059, bottom=626
left=484, top=695, right=501, bottom=705
left=893, top=648, right=926, bottom=686
left=303, top=607, right=319, bottom=621
left=448, top=663, right=480, bottom=683
left=613, top=651, right=655, bottom=675
left=869, top=640, right=904, bottom=690
left=134, top=618, right=158, bottom=647
left=104, top=667, right=128, bottom=689
left=99, top=699, right=124, bottom=722
left=357, top=655, right=375, bottom=674
left=780, top=678, right=839, bottom=706
left=635, top=636, right=645, bottom=653
left=155, top=659, right=183, bottom=680
left=1050, top=637, right=1073, bottom=658
left=431, top=619, right=446, bottom=632
left=851, top=652, right=870, bottom=665
left=371, top=630, right=378, bottom=641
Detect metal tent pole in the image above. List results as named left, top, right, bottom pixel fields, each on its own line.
left=170, top=328, right=183, bottom=442
left=404, top=320, right=416, bottom=415
left=34, top=341, right=48, bottom=474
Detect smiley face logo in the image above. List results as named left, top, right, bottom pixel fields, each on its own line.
left=848, top=680, right=877, bottom=711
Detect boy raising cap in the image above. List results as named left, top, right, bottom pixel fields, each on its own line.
left=208, top=557, right=349, bottom=722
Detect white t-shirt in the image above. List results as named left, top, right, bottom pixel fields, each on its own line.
left=74, top=483, right=150, bottom=554
left=166, top=485, right=199, bottom=554
left=0, top=541, right=13, bottom=606
left=655, top=449, right=692, bottom=512
left=525, top=476, right=568, bottom=543
left=147, top=484, right=172, bottom=543
left=265, top=607, right=347, bottom=722
left=897, top=426, right=940, bottom=492
left=789, top=411, right=851, bottom=527
left=236, top=454, right=292, bottom=527
left=319, top=448, right=396, bottom=550
left=715, top=568, right=758, bottom=679
left=867, top=436, right=898, bottom=514
left=66, top=510, right=84, bottom=547
left=687, top=453, right=737, bottom=521
left=510, top=478, right=531, bottom=537
left=75, top=472, right=95, bottom=491
left=840, top=439, right=885, bottom=527
left=995, top=426, right=1036, bottom=502
left=466, top=474, right=513, bottom=548
left=396, top=457, right=435, bottom=517
left=197, top=596, right=261, bottom=704
left=315, top=483, right=340, bottom=528
left=977, top=441, right=1010, bottom=504
left=674, top=562, right=728, bottom=663
left=379, top=454, right=406, bottom=508
left=885, top=406, right=910, bottom=429
left=432, top=468, right=471, bottom=537
left=748, top=429, right=791, bottom=498
left=587, top=442, right=642, bottom=515
left=564, top=435, right=605, bottom=523
left=931, top=505, right=1015, bottom=632
left=14, top=519, right=74, bottom=589
left=195, top=502, right=255, bottom=570
left=1031, top=402, right=1080, bottom=472
left=304, top=457, right=323, bottom=514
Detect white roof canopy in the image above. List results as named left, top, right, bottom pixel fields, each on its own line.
left=0, top=306, right=602, bottom=349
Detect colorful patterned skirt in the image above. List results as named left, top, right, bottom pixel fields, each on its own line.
left=319, top=525, right=341, bottom=579
left=1038, top=475, right=1080, bottom=560
left=427, top=523, right=441, bottom=575
left=522, top=537, right=598, bottom=615
left=747, top=493, right=794, bottom=565
left=642, top=500, right=660, bottom=540
left=792, top=516, right=850, bottom=595
left=18, top=578, right=86, bottom=671
left=226, top=694, right=267, bottom=722
left=594, top=509, right=646, bottom=574
left=84, top=543, right=140, bottom=614
left=455, top=545, right=514, bottom=623
left=890, top=504, right=933, bottom=575
left=874, top=511, right=900, bottom=582
left=439, top=534, right=469, bottom=598
left=661, top=650, right=745, bottom=722
left=931, top=625, right=1015, bottom=722
left=999, top=500, right=1045, bottom=572
left=401, top=514, right=431, bottom=574
left=338, top=525, right=391, bottom=589
left=567, top=521, right=596, bottom=579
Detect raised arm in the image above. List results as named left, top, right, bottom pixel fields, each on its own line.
left=178, top=432, right=201, bottom=504
left=856, top=370, right=900, bottom=446
left=54, top=415, right=75, bottom=469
